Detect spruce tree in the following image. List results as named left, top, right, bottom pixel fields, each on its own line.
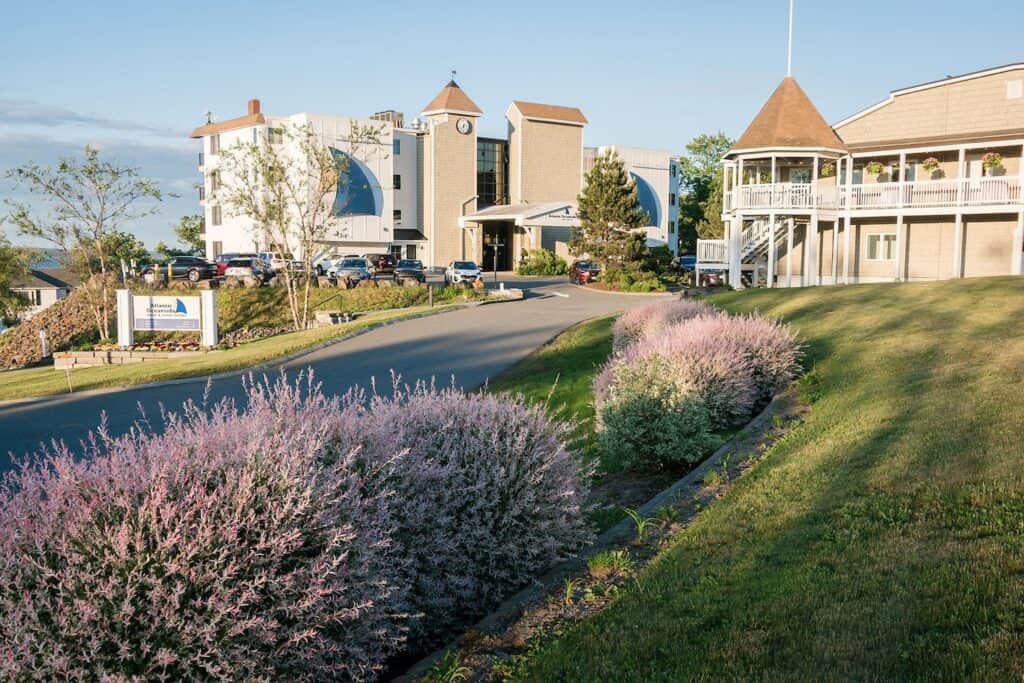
left=572, top=150, right=649, bottom=269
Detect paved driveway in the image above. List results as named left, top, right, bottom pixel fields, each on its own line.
left=0, top=277, right=669, bottom=469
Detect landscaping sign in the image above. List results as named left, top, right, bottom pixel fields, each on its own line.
left=116, top=290, right=218, bottom=348
left=132, top=296, right=201, bottom=331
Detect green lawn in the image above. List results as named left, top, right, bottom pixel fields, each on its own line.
left=0, top=306, right=440, bottom=401
left=514, top=276, right=1024, bottom=681
left=487, top=315, right=615, bottom=455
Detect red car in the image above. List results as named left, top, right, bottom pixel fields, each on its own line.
left=569, top=259, right=601, bottom=285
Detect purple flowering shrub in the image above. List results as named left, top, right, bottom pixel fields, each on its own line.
left=597, top=306, right=801, bottom=469
left=0, top=376, right=406, bottom=682
left=612, top=299, right=714, bottom=354
left=331, top=382, right=594, bottom=642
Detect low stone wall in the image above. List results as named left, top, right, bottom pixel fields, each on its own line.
left=54, top=349, right=203, bottom=370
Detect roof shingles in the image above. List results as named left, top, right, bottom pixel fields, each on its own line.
left=510, top=101, right=588, bottom=125
left=422, top=80, right=482, bottom=115
left=730, top=77, right=846, bottom=154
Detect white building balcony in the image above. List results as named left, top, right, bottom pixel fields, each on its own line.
left=725, top=183, right=839, bottom=212
left=841, top=176, right=1021, bottom=211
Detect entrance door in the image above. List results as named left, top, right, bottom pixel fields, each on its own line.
left=483, top=222, right=513, bottom=271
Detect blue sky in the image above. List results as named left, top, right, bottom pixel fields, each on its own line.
left=2, top=0, right=1022, bottom=248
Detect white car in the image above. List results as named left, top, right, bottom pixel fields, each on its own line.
left=313, top=252, right=340, bottom=276
left=444, top=260, right=483, bottom=284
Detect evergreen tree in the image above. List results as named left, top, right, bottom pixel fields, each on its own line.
left=572, top=150, right=649, bottom=269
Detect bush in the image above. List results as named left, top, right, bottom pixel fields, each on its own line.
left=600, top=266, right=666, bottom=293
left=596, top=305, right=801, bottom=470
left=595, top=357, right=719, bottom=470
left=613, top=299, right=714, bottom=354
left=0, top=376, right=405, bottom=681
left=331, top=382, right=593, bottom=642
left=516, top=249, right=569, bottom=276
left=643, top=245, right=674, bottom=274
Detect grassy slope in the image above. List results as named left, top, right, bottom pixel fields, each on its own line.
left=0, top=307, right=435, bottom=401
left=516, top=277, right=1024, bottom=681
left=487, top=315, right=614, bottom=455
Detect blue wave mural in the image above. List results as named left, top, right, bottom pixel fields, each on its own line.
left=630, top=173, right=660, bottom=227
left=330, top=147, right=382, bottom=217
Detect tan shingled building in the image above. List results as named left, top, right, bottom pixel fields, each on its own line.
left=697, top=64, right=1024, bottom=286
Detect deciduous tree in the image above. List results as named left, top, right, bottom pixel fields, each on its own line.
left=678, top=132, right=734, bottom=251
left=216, top=122, right=383, bottom=331
left=3, top=147, right=163, bottom=339
left=0, top=234, right=31, bottom=324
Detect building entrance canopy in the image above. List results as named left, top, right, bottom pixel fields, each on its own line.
left=457, top=202, right=579, bottom=228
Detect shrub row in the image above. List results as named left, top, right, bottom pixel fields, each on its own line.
left=595, top=301, right=801, bottom=470
left=515, top=249, right=569, bottom=276
left=0, top=376, right=591, bottom=680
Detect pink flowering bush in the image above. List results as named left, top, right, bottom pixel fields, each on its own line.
left=330, top=382, right=593, bottom=642
left=612, top=299, right=714, bottom=354
left=0, top=376, right=406, bottom=681
left=597, top=307, right=801, bottom=470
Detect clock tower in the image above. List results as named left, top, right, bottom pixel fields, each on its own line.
left=421, top=79, right=482, bottom=267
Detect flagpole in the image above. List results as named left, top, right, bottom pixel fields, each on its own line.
left=787, top=0, right=794, bottom=76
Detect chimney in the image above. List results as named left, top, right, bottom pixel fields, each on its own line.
left=247, top=98, right=261, bottom=115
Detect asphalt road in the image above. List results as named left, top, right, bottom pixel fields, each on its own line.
left=0, top=277, right=670, bottom=469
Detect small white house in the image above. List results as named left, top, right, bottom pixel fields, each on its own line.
left=12, top=268, right=79, bottom=318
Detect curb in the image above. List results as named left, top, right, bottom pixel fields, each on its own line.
left=570, top=284, right=678, bottom=297
left=395, top=393, right=787, bottom=681
left=0, top=302, right=491, bottom=410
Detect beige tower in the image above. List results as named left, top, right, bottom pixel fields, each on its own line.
left=421, top=80, right=482, bottom=268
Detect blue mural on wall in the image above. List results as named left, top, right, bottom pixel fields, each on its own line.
left=330, top=147, right=382, bottom=217
left=630, top=173, right=660, bottom=227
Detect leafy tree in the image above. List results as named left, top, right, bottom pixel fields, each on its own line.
left=68, top=230, right=150, bottom=276
left=175, top=214, right=205, bottom=254
left=3, top=146, right=163, bottom=339
left=678, top=132, right=734, bottom=251
left=572, top=150, right=650, bottom=269
left=216, top=121, right=383, bottom=331
left=0, top=234, right=31, bottom=324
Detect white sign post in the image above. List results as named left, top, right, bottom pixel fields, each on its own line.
left=116, top=289, right=218, bottom=349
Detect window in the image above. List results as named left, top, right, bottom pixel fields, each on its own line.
left=212, top=241, right=223, bottom=258
left=393, top=174, right=401, bottom=190
left=1008, top=79, right=1023, bottom=100
left=210, top=171, right=220, bottom=193
left=669, top=220, right=676, bottom=234
left=866, top=233, right=897, bottom=261
left=669, top=193, right=676, bottom=206
left=27, top=289, right=42, bottom=306
left=393, top=209, right=402, bottom=225
left=393, top=139, right=401, bottom=155
left=852, top=166, right=864, bottom=184
left=211, top=205, right=222, bottom=226
left=268, top=127, right=283, bottom=144
left=670, top=165, right=676, bottom=178
left=209, top=134, right=220, bottom=155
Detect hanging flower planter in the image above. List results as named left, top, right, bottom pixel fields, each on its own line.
left=819, top=161, right=836, bottom=178
left=865, top=161, right=885, bottom=176
left=921, top=157, right=940, bottom=174
left=982, top=152, right=1003, bottom=175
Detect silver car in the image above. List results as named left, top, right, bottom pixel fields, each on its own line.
left=328, top=257, right=373, bottom=283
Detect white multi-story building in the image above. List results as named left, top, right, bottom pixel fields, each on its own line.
left=585, top=146, right=681, bottom=255
left=191, top=88, right=681, bottom=268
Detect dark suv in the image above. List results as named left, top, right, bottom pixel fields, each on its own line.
left=393, top=259, right=425, bottom=284
left=364, top=253, right=397, bottom=275
left=142, top=256, right=217, bottom=282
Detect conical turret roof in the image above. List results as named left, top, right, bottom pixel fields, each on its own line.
left=730, top=77, right=846, bottom=154
left=422, top=80, right=482, bottom=116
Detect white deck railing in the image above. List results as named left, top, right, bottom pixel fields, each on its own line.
left=697, top=239, right=728, bottom=264
left=841, top=177, right=1022, bottom=210
left=727, top=177, right=1022, bottom=212
left=727, top=183, right=838, bottom=211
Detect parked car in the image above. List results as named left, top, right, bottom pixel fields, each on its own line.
left=363, top=253, right=397, bottom=275
left=215, top=252, right=259, bottom=276
left=393, top=259, right=426, bottom=284
left=328, top=257, right=373, bottom=284
left=444, top=260, right=482, bottom=285
left=258, top=251, right=302, bottom=273
left=669, top=254, right=697, bottom=275
left=223, top=257, right=271, bottom=282
left=141, top=256, right=217, bottom=282
left=699, top=269, right=726, bottom=287
left=569, top=259, right=601, bottom=285
left=313, top=252, right=340, bottom=276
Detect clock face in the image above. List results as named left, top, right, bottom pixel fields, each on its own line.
left=456, top=118, right=472, bottom=135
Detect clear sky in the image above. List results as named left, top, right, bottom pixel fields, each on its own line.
left=2, top=0, right=1022, bottom=248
